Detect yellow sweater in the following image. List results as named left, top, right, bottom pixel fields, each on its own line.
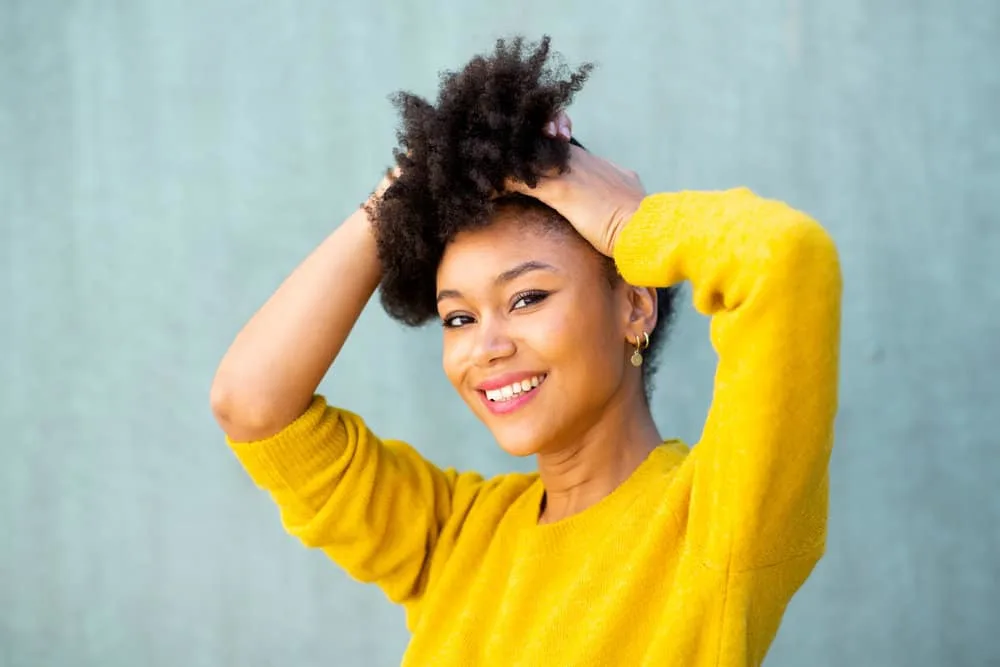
left=227, top=188, right=842, bottom=666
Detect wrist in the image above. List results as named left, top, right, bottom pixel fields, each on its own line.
left=608, top=196, right=643, bottom=256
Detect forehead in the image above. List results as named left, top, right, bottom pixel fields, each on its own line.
left=436, top=214, right=593, bottom=286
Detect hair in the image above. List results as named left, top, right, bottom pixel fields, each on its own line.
left=369, top=35, right=679, bottom=392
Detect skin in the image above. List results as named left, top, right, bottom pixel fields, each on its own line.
left=436, top=204, right=662, bottom=523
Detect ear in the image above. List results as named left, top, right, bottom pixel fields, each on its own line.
left=620, top=284, right=658, bottom=343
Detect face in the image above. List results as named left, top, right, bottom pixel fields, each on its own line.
left=435, top=210, right=641, bottom=457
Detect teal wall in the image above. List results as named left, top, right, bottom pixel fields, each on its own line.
left=3, top=1, right=998, bottom=665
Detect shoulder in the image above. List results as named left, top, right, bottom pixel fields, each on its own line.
left=652, top=440, right=691, bottom=474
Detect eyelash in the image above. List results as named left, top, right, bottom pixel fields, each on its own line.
left=511, top=289, right=549, bottom=309
left=441, top=290, right=550, bottom=328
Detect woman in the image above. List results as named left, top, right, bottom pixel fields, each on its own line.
left=210, top=37, right=841, bottom=666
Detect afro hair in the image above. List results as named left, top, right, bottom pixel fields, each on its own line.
left=369, top=35, right=679, bottom=388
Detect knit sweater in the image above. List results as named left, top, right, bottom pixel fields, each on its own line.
left=227, top=188, right=842, bottom=666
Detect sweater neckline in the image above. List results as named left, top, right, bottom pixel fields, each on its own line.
left=520, top=443, right=676, bottom=548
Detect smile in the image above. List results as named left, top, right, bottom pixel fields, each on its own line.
left=484, top=374, right=546, bottom=401
left=478, top=374, right=547, bottom=415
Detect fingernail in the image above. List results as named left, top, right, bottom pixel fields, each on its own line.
left=544, top=121, right=556, bottom=137
left=558, top=124, right=571, bottom=140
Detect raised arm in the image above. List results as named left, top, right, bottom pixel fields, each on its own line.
left=209, top=180, right=486, bottom=618
left=209, top=188, right=384, bottom=441
left=614, top=188, right=842, bottom=570
left=505, top=123, right=841, bottom=569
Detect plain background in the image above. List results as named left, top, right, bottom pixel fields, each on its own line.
left=2, top=1, right=998, bottom=665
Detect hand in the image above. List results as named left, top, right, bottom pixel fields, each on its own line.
left=506, top=112, right=646, bottom=257
left=362, top=164, right=402, bottom=225
left=370, top=165, right=402, bottom=203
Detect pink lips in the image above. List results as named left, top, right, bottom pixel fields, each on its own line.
left=475, top=372, right=547, bottom=416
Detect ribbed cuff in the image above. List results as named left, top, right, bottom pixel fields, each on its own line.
left=226, top=395, right=347, bottom=491
left=612, top=193, right=685, bottom=287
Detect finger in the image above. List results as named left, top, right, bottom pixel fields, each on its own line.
left=556, top=111, right=572, bottom=141
left=543, top=111, right=573, bottom=141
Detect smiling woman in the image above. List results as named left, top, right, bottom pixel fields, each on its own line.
left=435, top=195, right=666, bottom=459
left=210, top=36, right=842, bottom=667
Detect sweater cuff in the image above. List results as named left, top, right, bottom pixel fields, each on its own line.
left=613, top=192, right=683, bottom=287
left=226, top=395, right=347, bottom=492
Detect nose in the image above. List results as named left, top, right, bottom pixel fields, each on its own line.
left=472, top=317, right=516, bottom=367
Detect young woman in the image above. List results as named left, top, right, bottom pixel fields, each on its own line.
left=210, top=38, right=842, bottom=666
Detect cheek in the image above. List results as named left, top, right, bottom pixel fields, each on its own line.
left=530, top=311, right=576, bottom=357
left=441, top=335, right=466, bottom=389
left=526, top=293, right=622, bottom=373
left=572, top=296, right=627, bottom=387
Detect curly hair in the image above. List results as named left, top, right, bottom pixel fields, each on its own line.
left=369, top=35, right=679, bottom=389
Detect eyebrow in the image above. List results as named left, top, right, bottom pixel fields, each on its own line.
left=436, top=260, right=558, bottom=303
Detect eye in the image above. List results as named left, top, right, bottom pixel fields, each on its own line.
left=441, top=313, right=475, bottom=329
left=511, top=290, right=550, bottom=310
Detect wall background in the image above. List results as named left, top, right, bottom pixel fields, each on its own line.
left=2, top=1, right=998, bottom=665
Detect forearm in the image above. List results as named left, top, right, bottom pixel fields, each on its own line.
left=211, top=206, right=382, bottom=441
left=613, top=188, right=829, bottom=291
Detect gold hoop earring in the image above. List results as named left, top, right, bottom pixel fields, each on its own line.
left=630, top=331, right=650, bottom=368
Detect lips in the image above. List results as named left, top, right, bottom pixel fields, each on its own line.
left=482, top=374, right=546, bottom=401
left=476, top=373, right=548, bottom=415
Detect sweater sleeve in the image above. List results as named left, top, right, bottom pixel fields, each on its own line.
left=614, top=187, right=842, bottom=570
left=226, top=396, right=485, bottom=608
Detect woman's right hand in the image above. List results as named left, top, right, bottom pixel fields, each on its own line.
left=376, top=166, right=401, bottom=198
left=366, top=165, right=402, bottom=211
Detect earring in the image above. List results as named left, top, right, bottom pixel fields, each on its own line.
left=630, top=331, right=650, bottom=367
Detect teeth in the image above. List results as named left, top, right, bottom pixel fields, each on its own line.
left=484, top=375, right=546, bottom=402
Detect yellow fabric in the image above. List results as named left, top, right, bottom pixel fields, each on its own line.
left=227, top=187, right=842, bottom=666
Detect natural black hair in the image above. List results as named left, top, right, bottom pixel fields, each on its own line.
left=369, top=35, right=678, bottom=390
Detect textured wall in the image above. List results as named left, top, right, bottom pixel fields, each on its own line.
left=2, top=1, right=998, bottom=665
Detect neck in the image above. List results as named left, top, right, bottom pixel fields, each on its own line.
left=535, top=386, right=662, bottom=524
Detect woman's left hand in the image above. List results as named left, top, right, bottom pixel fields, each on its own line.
left=505, top=112, right=647, bottom=257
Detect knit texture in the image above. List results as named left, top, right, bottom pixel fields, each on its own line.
left=227, top=187, right=842, bottom=666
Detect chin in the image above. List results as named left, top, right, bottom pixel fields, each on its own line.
left=494, top=434, right=545, bottom=458
left=460, top=382, right=561, bottom=457
left=486, top=421, right=558, bottom=458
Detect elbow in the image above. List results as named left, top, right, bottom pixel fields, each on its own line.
left=742, top=192, right=841, bottom=278
left=752, top=211, right=842, bottom=309
left=802, top=216, right=839, bottom=259
left=209, top=377, right=284, bottom=442
left=780, top=220, right=843, bottom=310
left=209, top=380, right=238, bottom=429
left=776, top=212, right=841, bottom=281
left=209, top=380, right=248, bottom=439
left=801, top=220, right=841, bottom=286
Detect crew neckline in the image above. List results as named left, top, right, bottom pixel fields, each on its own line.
left=519, top=443, right=678, bottom=547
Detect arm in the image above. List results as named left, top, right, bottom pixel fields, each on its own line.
left=210, top=190, right=482, bottom=613
left=209, top=204, right=381, bottom=441
left=227, top=396, right=485, bottom=611
left=614, top=187, right=842, bottom=570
